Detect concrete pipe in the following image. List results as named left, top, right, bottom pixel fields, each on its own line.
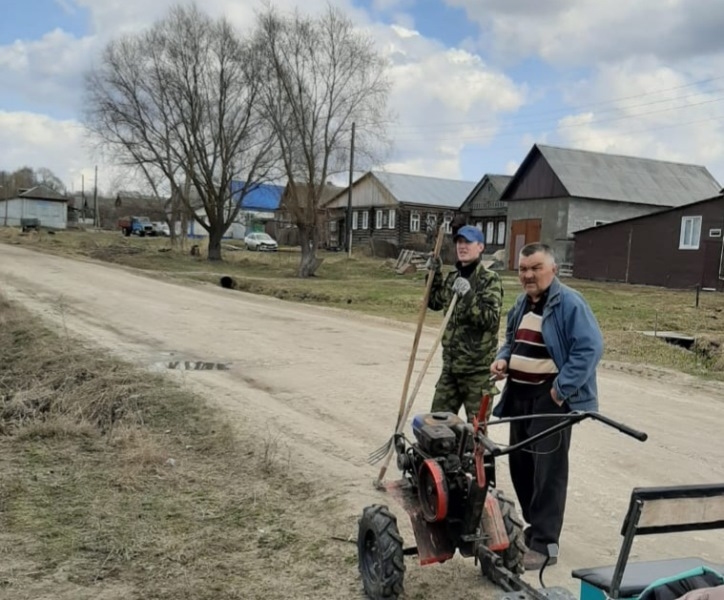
left=220, top=276, right=237, bottom=290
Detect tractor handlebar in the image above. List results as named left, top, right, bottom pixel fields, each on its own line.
left=587, top=412, right=648, bottom=442
left=477, top=434, right=503, bottom=456
left=480, top=411, right=647, bottom=457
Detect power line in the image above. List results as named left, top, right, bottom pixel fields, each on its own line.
left=390, top=94, right=724, bottom=143
left=387, top=75, right=724, bottom=133
left=393, top=113, right=724, bottom=159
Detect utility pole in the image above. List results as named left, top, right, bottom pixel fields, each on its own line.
left=81, top=174, right=86, bottom=221
left=2, top=173, right=7, bottom=227
left=346, top=121, right=355, bottom=258
left=93, top=165, right=99, bottom=228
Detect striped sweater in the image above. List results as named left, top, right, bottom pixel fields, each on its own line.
left=507, top=295, right=558, bottom=386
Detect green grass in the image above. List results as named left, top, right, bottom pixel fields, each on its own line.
left=3, top=227, right=724, bottom=379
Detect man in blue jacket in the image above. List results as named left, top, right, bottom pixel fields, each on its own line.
left=490, top=242, right=603, bottom=571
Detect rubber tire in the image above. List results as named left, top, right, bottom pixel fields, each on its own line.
left=357, top=504, right=405, bottom=599
left=488, top=489, right=527, bottom=575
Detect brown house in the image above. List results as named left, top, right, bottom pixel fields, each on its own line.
left=500, top=144, right=721, bottom=270
left=459, top=173, right=512, bottom=254
left=322, top=170, right=477, bottom=253
left=573, top=193, right=724, bottom=290
left=273, top=181, right=343, bottom=246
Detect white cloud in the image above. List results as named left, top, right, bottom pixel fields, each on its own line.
left=53, top=0, right=77, bottom=15
left=554, top=61, right=724, bottom=182
left=0, top=111, right=118, bottom=193
left=504, top=160, right=519, bottom=175
left=0, top=0, right=529, bottom=190
left=445, top=0, right=724, bottom=66
left=0, top=29, right=95, bottom=114
left=374, top=24, right=526, bottom=178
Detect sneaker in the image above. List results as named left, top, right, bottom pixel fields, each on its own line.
left=523, top=549, right=558, bottom=571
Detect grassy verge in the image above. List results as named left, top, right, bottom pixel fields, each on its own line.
left=0, top=294, right=358, bottom=599
left=2, top=227, right=724, bottom=380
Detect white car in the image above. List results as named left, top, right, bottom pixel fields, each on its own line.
left=152, top=221, right=171, bottom=237
left=244, top=232, right=278, bottom=251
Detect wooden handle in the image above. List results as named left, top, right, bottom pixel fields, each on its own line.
left=374, top=292, right=458, bottom=487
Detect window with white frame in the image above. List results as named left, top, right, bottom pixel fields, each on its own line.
left=497, top=221, right=506, bottom=245
left=442, top=212, right=453, bottom=234
left=486, top=221, right=495, bottom=245
left=475, top=221, right=483, bottom=231
left=679, top=216, right=702, bottom=250
left=361, top=211, right=369, bottom=230
left=388, top=209, right=396, bottom=229
left=410, top=210, right=421, bottom=232
left=376, top=209, right=383, bottom=229
left=352, top=211, right=359, bottom=230
left=329, top=220, right=337, bottom=232
left=426, top=213, right=437, bottom=232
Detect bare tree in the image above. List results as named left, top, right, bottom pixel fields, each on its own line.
left=83, top=3, right=278, bottom=260
left=0, top=166, right=66, bottom=196
left=35, top=167, right=67, bottom=194
left=254, top=5, right=392, bottom=277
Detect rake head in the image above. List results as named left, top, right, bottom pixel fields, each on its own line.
left=367, top=436, right=393, bottom=465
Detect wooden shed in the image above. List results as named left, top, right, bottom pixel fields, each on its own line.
left=573, top=194, right=724, bottom=290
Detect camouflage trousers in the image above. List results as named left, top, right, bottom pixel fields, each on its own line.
left=431, top=370, right=497, bottom=423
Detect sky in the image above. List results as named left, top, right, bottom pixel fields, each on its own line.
left=2, top=0, right=724, bottom=195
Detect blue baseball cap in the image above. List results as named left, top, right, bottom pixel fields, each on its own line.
left=454, top=225, right=485, bottom=244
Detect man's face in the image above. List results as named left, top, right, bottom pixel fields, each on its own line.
left=456, top=239, right=484, bottom=264
left=518, top=251, right=557, bottom=298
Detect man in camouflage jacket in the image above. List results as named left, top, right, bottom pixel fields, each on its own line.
left=427, top=225, right=503, bottom=422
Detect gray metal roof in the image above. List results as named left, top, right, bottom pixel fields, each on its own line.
left=487, top=174, right=513, bottom=195
left=536, top=144, right=721, bottom=207
left=371, top=171, right=477, bottom=208
left=18, top=185, right=67, bottom=201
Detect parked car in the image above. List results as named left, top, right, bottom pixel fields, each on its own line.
left=244, top=232, right=278, bottom=251
left=152, top=221, right=171, bottom=237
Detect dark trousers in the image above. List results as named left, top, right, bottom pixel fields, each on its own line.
left=506, top=386, right=571, bottom=555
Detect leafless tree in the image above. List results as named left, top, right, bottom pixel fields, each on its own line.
left=83, top=4, right=278, bottom=260
left=0, top=166, right=66, bottom=196
left=35, top=167, right=67, bottom=194
left=254, top=5, right=392, bottom=277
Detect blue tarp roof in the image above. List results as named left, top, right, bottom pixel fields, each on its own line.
left=230, top=181, right=285, bottom=211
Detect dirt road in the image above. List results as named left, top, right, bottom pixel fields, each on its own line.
left=3, top=244, right=724, bottom=598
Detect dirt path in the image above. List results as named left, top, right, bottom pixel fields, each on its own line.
left=3, top=244, right=724, bottom=598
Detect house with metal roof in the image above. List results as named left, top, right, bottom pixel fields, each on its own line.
left=573, top=192, right=724, bottom=290
left=0, top=185, right=68, bottom=229
left=230, top=181, right=285, bottom=212
left=459, top=174, right=512, bottom=254
left=323, top=170, right=477, bottom=251
left=500, top=144, right=721, bottom=269
left=186, top=181, right=285, bottom=239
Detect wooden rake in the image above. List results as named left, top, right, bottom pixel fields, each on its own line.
left=367, top=293, right=459, bottom=470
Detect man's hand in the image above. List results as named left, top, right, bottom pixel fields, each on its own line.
left=452, top=277, right=471, bottom=297
left=426, top=255, right=442, bottom=272
left=490, top=359, right=508, bottom=380
left=551, top=387, right=564, bottom=406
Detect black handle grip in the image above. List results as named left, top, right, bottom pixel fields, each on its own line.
left=589, top=412, right=648, bottom=442
left=477, top=433, right=502, bottom=456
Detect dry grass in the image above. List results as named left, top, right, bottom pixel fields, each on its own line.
left=3, top=227, right=724, bottom=379
left=0, top=295, right=359, bottom=599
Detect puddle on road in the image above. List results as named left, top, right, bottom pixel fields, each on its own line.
left=151, top=361, right=231, bottom=371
